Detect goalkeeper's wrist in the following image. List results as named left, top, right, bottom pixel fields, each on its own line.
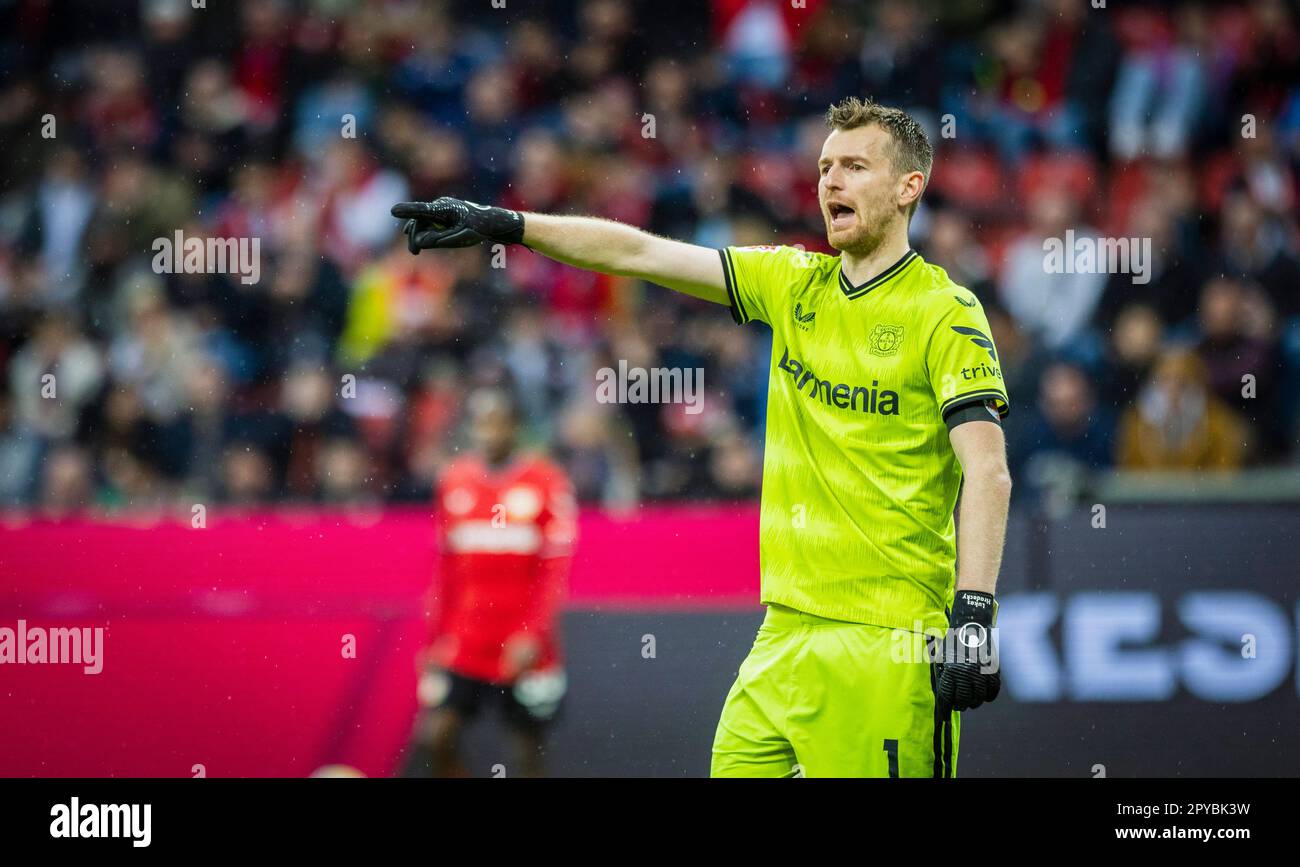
left=480, top=203, right=526, bottom=245
left=951, top=589, right=997, bottom=628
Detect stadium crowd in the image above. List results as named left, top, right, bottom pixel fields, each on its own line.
left=0, top=0, right=1298, bottom=513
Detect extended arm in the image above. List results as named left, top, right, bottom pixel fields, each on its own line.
left=522, top=212, right=728, bottom=305
left=391, top=197, right=729, bottom=305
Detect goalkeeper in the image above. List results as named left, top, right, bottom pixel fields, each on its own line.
left=392, top=97, right=1011, bottom=778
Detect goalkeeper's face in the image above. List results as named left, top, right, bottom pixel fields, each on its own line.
left=817, top=125, right=911, bottom=254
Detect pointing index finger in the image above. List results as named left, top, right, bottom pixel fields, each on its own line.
left=390, top=201, right=434, bottom=220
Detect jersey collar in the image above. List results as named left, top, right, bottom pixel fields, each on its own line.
left=838, top=249, right=920, bottom=299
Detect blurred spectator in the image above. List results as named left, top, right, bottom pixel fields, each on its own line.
left=106, top=292, right=201, bottom=427
left=1108, top=3, right=1211, bottom=161
left=337, top=237, right=459, bottom=369
left=704, top=427, right=762, bottom=500
left=314, top=435, right=373, bottom=504
left=388, top=359, right=464, bottom=503
left=81, top=48, right=160, bottom=153
left=859, top=0, right=938, bottom=112
left=0, top=390, right=39, bottom=506
left=85, top=383, right=168, bottom=502
left=571, top=0, right=649, bottom=87
left=233, top=0, right=295, bottom=130
left=554, top=402, right=638, bottom=508
left=1094, top=191, right=1205, bottom=333
left=170, top=356, right=232, bottom=499
left=312, top=140, right=410, bottom=274
left=263, top=243, right=351, bottom=376
left=715, top=0, right=805, bottom=89
left=1099, top=303, right=1165, bottom=408
left=8, top=312, right=104, bottom=442
left=219, top=442, right=276, bottom=505
left=998, top=188, right=1107, bottom=353
left=172, top=59, right=253, bottom=194
left=1225, top=0, right=1300, bottom=125
left=922, top=206, right=996, bottom=303
left=973, top=0, right=1120, bottom=161
left=1193, top=276, right=1283, bottom=458
left=1116, top=348, right=1252, bottom=471
left=281, top=363, right=359, bottom=500
left=14, top=145, right=96, bottom=306
left=40, top=444, right=94, bottom=517
left=1216, top=191, right=1300, bottom=320
left=1008, top=361, right=1114, bottom=486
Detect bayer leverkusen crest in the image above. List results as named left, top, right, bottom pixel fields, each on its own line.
left=869, top=324, right=904, bottom=357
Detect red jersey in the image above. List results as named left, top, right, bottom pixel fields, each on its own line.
left=428, top=452, right=576, bottom=684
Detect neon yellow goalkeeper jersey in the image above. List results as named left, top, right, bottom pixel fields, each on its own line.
left=719, top=245, right=1010, bottom=634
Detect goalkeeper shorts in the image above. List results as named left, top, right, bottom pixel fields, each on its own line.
left=710, top=602, right=959, bottom=778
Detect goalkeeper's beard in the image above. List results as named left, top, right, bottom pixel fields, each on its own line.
left=825, top=202, right=900, bottom=259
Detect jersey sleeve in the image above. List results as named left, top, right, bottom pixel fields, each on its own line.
left=718, top=245, right=808, bottom=326
left=431, top=472, right=461, bottom=642
left=520, top=466, right=576, bottom=636
left=925, top=295, right=1011, bottom=425
left=537, top=467, right=578, bottom=561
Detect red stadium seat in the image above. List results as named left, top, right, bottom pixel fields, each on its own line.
left=1103, top=159, right=1156, bottom=236
left=1017, top=152, right=1101, bottom=218
left=928, top=147, right=1006, bottom=214
left=1111, top=7, right=1175, bottom=53
left=1198, top=151, right=1244, bottom=216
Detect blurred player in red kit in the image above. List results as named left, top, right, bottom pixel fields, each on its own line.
left=398, top=387, right=576, bottom=778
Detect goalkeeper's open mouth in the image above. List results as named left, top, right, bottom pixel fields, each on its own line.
left=826, top=201, right=857, bottom=231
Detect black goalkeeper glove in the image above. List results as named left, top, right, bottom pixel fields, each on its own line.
left=391, top=197, right=525, bottom=253
left=936, top=589, right=1001, bottom=712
